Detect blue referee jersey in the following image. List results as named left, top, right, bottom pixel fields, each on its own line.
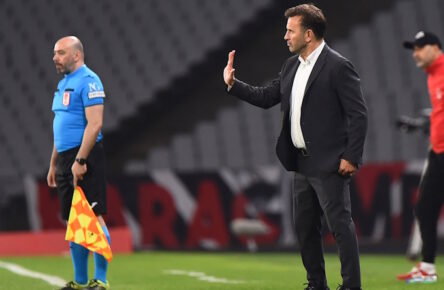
left=52, top=65, right=105, bottom=153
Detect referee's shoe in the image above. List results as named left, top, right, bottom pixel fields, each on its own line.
left=84, top=279, right=110, bottom=290
left=59, top=281, right=87, bottom=290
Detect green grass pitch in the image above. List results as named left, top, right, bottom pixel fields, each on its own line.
left=0, top=252, right=443, bottom=289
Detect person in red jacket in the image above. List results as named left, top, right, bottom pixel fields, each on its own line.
left=397, top=31, right=444, bottom=284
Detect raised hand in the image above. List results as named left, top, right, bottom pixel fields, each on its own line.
left=223, top=50, right=236, bottom=86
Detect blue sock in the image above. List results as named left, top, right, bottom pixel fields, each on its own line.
left=69, top=242, right=89, bottom=285
left=94, top=226, right=111, bottom=283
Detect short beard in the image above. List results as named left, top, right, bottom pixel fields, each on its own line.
left=293, top=42, right=307, bottom=56
left=415, top=60, right=426, bottom=69
left=56, top=64, right=73, bottom=74
left=56, top=67, right=67, bottom=74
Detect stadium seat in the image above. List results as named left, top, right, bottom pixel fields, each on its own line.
left=0, top=0, right=273, bottom=178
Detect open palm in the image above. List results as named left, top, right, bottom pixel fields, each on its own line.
left=223, top=50, right=236, bottom=86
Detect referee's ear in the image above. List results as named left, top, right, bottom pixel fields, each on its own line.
left=73, top=49, right=83, bottom=63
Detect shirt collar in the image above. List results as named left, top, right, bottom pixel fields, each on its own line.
left=65, top=64, right=86, bottom=78
left=425, top=53, right=444, bottom=75
left=298, top=40, right=326, bottom=66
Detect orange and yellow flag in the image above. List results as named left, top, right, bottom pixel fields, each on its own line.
left=65, top=186, right=112, bottom=262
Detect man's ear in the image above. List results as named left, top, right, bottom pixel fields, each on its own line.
left=304, top=29, right=313, bottom=43
left=73, top=50, right=82, bottom=62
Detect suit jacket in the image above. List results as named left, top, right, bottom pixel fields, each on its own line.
left=228, top=44, right=368, bottom=175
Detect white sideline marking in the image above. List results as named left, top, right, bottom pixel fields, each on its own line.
left=164, top=269, right=245, bottom=284
left=0, top=260, right=66, bottom=287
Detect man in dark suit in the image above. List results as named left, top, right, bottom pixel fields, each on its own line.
left=223, top=4, right=367, bottom=290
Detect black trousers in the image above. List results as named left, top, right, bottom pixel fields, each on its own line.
left=293, top=171, right=361, bottom=288
left=415, top=150, right=444, bottom=264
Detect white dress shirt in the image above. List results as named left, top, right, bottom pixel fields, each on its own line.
left=290, top=41, right=326, bottom=149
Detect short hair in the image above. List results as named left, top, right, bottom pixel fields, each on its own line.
left=285, top=4, right=326, bottom=39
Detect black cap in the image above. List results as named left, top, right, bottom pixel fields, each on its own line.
left=403, top=31, right=442, bottom=49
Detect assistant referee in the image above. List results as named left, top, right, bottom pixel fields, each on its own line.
left=47, top=36, right=111, bottom=290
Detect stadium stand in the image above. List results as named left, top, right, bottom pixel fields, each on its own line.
left=0, top=0, right=273, bottom=180
left=3, top=0, right=444, bottom=253
left=1, top=0, right=443, bottom=181
left=138, top=0, right=442, bottom=171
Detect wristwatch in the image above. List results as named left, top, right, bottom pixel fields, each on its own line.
left=75, top=157, right=87, bottom=165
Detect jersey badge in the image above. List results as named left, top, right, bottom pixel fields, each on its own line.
left=63, top=91, right=70, bottom=106
left=88, top=82, right=105, bottom=99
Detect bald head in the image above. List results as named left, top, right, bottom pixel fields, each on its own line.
left=53, top=36, right=85, bottom=74
left=56, top=36, right=84, bottom=56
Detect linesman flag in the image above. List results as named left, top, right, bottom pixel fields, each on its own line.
left=65, top=186, right=112, bottom=262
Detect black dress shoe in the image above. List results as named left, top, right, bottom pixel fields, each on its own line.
left=336, top=285, right=362, bottom=290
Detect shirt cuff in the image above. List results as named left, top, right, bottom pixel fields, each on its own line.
left=227, top=79, right=236, bottom=92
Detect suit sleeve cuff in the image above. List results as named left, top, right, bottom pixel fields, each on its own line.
left=226, top=79, right=239, bottom=92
